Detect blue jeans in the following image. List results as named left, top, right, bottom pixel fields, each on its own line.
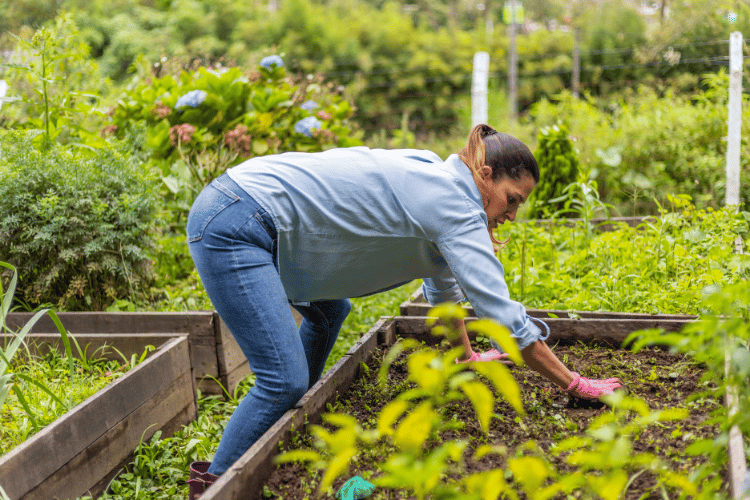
left=187, top=173, right=351, bottom=475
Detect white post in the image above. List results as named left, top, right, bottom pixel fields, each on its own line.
left=472, top=52, right=490, bottom=127
left=0, top=80, right=7, bottom=111
left=726, top=32, right=742, bottom=208
left=725, top=35, right=748, bottom=500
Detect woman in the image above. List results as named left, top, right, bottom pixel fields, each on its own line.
left=185, top=124, right=621, bottom=494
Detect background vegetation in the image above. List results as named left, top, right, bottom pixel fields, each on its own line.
left=0, top=2, right=749, bottom=497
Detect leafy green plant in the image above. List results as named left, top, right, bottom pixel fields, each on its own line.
left=499, top=201, right=750, bottom=314
left=0, top=130, right=159, bottom=311
left=1, top=14, right=111, bottom=148
left=275, top=303, right=719, bottom=499
left=0, top=340, right=135, bottom=454
left=526, top=124, right=581, bottom=219
left=276, top=304, right=524, bottom=498
left=82, top=375, right=257, bottom=500
left=110, top=59, right=361, bottom=187
left=625, top=280, right=750, bottom=492
left=528, top=76, right=750, bottom=213
left=0, top=261, right=74, bottom=440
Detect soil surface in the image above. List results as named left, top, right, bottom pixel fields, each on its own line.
left=262, top=340, right=721, bottom=500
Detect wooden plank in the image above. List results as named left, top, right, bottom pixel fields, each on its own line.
left=215, top=335, right=247, bottom=376
left=24, top=368, right=197, bottom=500
left=378, top=318, right=398, bottom=347
left=218, top=362, right=253, bottom=395
left=400, top=290, right=696, bottom=321
left=4, top=311, right=217, bottom=338
left=393, top=316, right=693, bottom=348
left=0, top=337, right=191, bottom=500
left=0, top=332, right=220, bottom=388
left=523, top=215, right=655, bottom=230
left=191, top=343, right=220, bottom=379
left=294, top=324, right=381, bottom=416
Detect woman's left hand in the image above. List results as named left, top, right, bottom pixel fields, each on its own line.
left=456, top=349, right=511, bottom=364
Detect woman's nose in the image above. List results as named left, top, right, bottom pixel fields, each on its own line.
left=507, top=209, right=517, bottom=221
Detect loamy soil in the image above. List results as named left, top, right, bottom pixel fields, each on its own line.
left=262, top=339, right=720, bottom=500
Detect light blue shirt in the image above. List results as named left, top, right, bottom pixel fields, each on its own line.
left=227, top=146, right=542, bottom=349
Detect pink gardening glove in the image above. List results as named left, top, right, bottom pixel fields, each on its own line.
left=566, top=372, right=621, bottom=399
left=456, top=349, right=511, bottom=364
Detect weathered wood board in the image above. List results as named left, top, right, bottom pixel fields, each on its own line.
left=3, top=311, right=247, bottom=395
left=399, top=289, right=697, bottom=322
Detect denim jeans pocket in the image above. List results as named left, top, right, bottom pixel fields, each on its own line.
left=187, top=179, right=241, bottom=242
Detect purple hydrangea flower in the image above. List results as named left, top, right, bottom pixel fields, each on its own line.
left=294, top=116, right=321, bottom=137
left=300, top=100, right=319, bottom=111
left=175, top=90, right=207, bottom=110
left=260, top=55, right=284, bottom=69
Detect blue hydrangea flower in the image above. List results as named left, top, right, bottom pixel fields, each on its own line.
left=175, top=90, right=207, bottom=110
left=260, top=55, right=284, bottom=69
left=299, top=100, right=319, bottom=111
left=294, top=116, right=321, bottom=137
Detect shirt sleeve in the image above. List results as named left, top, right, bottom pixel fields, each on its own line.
left=435, top=221, right=544, bottom=351
left=422, top=266, right=466, bottom=305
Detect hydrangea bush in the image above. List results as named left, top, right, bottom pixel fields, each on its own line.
left=108, top=56, right=361, bottom=173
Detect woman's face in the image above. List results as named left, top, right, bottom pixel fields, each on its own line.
left=480, top=166, right=536, bottom=230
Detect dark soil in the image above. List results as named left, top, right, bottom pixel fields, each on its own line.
left=262, top=340, right=721, bottom=500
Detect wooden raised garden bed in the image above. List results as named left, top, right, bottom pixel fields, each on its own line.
left=197, top=313, right=714, bottom=500
left=0, top=336, right=196, bottom=500
left=3, top=311, right=249, bottom=395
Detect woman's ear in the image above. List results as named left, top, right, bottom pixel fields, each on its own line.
left=480, top=165, right=493, bottom=179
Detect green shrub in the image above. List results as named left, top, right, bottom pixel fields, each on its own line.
left=109, top=59, right=361, bottom=162
left=0, top=131, right=159, bottom=311
left=499, top=198, right=750, bottom=314
left=527, top=76, right=750, bottom=214
left=526, top=124, right=581, bottom=218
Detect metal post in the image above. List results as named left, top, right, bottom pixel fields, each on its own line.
left=472, top=52, right=490, bottom=127
left=572, top=28, right=580, bottom=98
left=726, top=32, right=742, bottom=208
left=508, top=3, right=518, bottom=120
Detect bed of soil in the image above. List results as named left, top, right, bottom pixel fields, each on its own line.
left=262, top=339, right=721, bottom=500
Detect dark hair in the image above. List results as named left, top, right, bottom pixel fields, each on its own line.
left=459, top=124, right=539, bottom=184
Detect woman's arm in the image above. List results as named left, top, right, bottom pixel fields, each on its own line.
left=520, top=340, right=574, bottom=389
left=451, top=317, right=474, bottom=362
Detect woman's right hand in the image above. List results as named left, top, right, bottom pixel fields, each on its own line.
left=566, top=372, right=622, bottom=399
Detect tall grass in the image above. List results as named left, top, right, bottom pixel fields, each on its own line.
left=0, top=261, right=75, bottom=431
